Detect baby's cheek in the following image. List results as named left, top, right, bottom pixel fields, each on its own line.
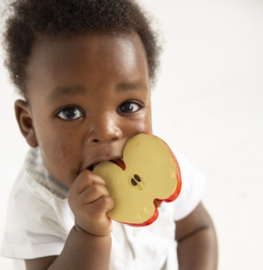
left=40, top=139, right=67, bottom=162
left=40, top=139, right=81, bottom=184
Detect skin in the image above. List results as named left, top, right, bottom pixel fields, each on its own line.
left=15, top=31, right=217, bottom=270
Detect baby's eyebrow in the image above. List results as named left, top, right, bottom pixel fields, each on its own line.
left=116, top=81, right=148, bottom=92
left=47, top=86, right=86, bottom=101
left=47, top=81, right=148, bottom=101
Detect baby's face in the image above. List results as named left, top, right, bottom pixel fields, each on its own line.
left=24, top=31, right=152, bottom=187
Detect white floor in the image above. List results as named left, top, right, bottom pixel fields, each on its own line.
left=0, top=0, right=263, bottom=269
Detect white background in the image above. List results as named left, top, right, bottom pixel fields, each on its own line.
left=0, top=0, right=263, bottom=269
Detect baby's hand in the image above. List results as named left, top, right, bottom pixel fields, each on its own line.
left=68, top=170, right=114, bottom=237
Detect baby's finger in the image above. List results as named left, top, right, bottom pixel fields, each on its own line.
left=79, top=183, right=110, bottom=205
left=86, top=195, right=115, bottom=218
left=70, top=170, right=106, bottom=195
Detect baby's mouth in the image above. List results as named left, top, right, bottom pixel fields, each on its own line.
left=88, top=158, right=126, bottom=171
left=88, top=163, right=99, bottom=171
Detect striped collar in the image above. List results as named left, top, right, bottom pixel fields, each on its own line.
left=25, top=147, right=69, bottom=199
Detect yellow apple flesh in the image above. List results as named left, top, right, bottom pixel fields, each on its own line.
left=93, top=134, right=181, bottom=226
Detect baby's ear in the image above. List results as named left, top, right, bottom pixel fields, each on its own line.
left=14, top=99, right=38, bottom=148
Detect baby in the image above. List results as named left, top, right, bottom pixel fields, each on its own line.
left=0, top=0, right=218, bottom=269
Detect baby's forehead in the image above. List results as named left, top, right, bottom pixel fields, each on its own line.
left=28, top=30, right=148, bottom=73
left=25, top=31, right=150, bottom=102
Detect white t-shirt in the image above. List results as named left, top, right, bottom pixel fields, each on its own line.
left=0, top=146, right=206, bottom=270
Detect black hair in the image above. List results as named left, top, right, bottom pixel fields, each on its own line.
left=3, top=0, right=161, bottom=97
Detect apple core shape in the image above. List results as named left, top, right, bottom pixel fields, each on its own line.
left=93, top=134, right=182, bottom=226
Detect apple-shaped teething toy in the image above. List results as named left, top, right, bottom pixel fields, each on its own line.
left=93, top=133, right=182, bottom=226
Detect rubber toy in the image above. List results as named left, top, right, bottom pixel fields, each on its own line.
left=93, top=133, right=182, bottom=226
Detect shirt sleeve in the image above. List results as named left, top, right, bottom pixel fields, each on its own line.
left=172, top=150, right=207, bottom=221
left=0, top=169, right=70, bottom=259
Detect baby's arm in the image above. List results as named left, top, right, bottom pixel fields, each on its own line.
left=25, top=170, right=114, bottom=270
left=175, top=202, right=218, bottom=270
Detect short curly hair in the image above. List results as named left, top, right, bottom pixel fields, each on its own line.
left=3, top=0, right=161, bottom=97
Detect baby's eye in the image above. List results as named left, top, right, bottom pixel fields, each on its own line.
left=57, top=107, right=83, bottom=120
left=118, top=102, right=142, bottom=113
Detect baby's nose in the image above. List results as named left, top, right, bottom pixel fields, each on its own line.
left=85, top=113, right=122, bottom=145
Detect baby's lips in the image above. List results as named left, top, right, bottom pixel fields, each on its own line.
left=88, top=156, right=125, bottom=171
